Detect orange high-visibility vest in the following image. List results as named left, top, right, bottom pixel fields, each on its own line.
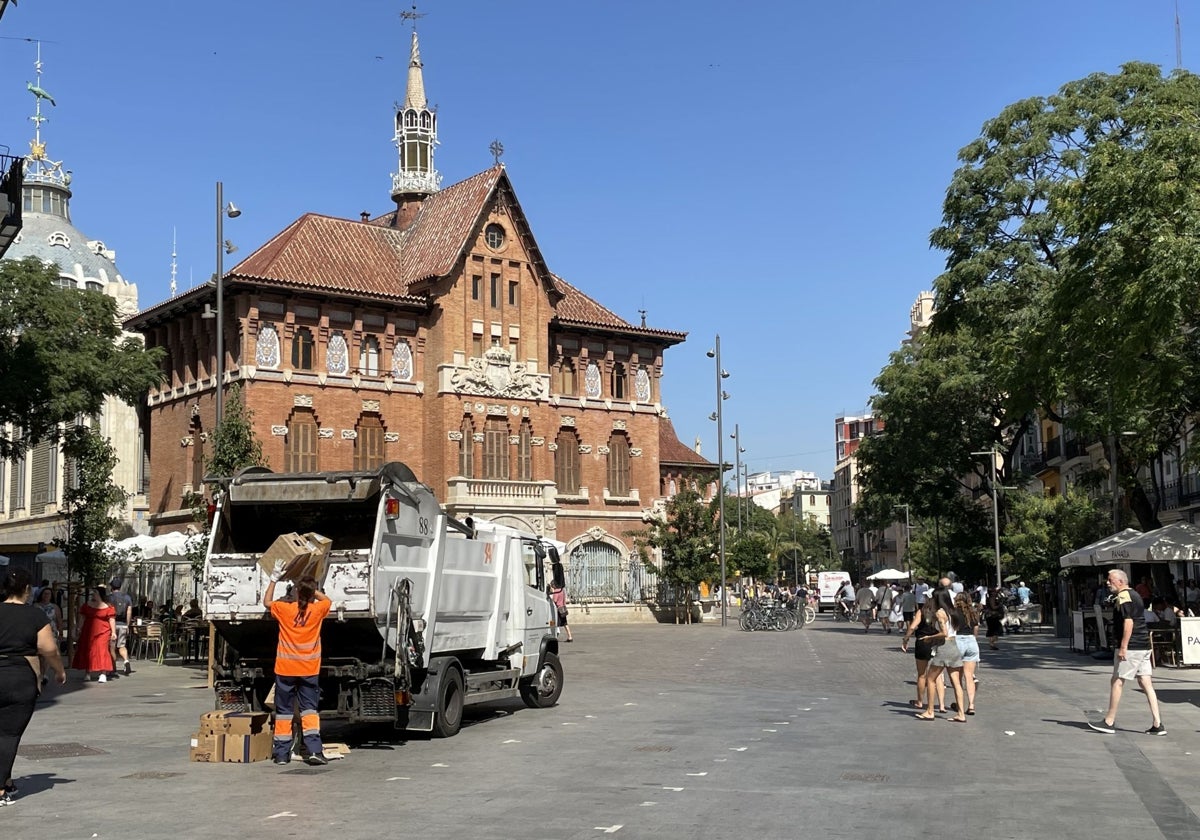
left=269, top=598, right=331, bottom=677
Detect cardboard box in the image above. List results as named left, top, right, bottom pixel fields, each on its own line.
left=258, top=533, right=313, bottom=582
left=302, top=532, right=333, bottom=581
left=224, top=730, right=272, bottom=763
left=198, top=710, right=233, bottom=736
left=189, top=730, right=226, bottom=763
left=224, top=711, right=269, bottom=736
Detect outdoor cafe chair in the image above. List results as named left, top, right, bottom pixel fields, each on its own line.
left=135, top=621, right=165, bottom=664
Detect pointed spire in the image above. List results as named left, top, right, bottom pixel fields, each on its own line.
left=405, top=30, right=427, bottom=110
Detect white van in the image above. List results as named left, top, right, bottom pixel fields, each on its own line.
left=816, top=571, right=852, bottom=612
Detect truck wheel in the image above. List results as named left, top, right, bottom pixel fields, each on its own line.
left=519, top=652, right=563, bottom=709
left=431, top=667, right=464, bottom=738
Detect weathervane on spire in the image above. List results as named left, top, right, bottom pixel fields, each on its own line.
left=400, top=4, right=426, bottom=29
left=24, top=41, right=68, bottom=188
left=490, top=139, right=504, bottom=165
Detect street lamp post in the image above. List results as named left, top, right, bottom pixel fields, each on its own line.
left=971, top=450, right=1003, bottom=590
left=707, top=337, right=730, bottom=626
left=894, top=503, right=911, bottom=573
left=731, top=424, right=744, bottom=533
left=213, top=181, right=241, bottom=429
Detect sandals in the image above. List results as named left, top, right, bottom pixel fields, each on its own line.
left=948, top=717, right=968, bottom=723
left=966, top=708, right=976, bottom=716
left=914, top=713, right=936, bottom=720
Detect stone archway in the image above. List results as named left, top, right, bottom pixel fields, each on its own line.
left=565, top=527, right=649, bottom=603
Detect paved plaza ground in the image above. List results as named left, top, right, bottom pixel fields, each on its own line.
left=5, top=614, right=1200, bottom=840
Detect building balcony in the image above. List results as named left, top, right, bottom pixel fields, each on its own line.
left=1044, top=435, right=1062, bottom=464
left=444, top=477, right=557, bottom=510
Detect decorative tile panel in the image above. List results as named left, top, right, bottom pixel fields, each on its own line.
left=531, top=437, right=545, bottom=446
left=271, top=425, right=288, bottom=436
left=362, top=399, right=380, bottom=412
left=472, top=433, right=485, bottom=443
left=294, top=394, right=313, bottom=407
left=635, top=367, right=651, bottom=402
left=578, top=444, right=592, bottom=454
left=318, top=428, right=334, bottom=439
left=597, top=445, right=610, bottom=455
left=560, top=415, right=576, bottom=427
left=326, top=332, right=349, bottom=375
left=613, top=420, right=627, bottom=431
left=584, top=361, right=602, bottom=398
left=447, top=431, right=463, bottom=441
left=255, top=324, right=280, bottom=368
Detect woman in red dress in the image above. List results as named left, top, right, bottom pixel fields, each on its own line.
left=72, top=587, right=116, bottom=682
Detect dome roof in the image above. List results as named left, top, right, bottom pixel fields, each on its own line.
left=8, top=196, right=125, bottom=289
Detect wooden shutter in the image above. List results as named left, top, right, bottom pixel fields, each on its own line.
left=30, top=439, right=51, bottom=514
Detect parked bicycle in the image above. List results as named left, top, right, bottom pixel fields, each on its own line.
left=739, top=597, right=808, bottom=631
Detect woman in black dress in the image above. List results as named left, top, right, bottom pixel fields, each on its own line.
left=901, top=600, right=943, bottom=713
left=0, top=568, right=67, bottom=806
left=984, top=593, right=1005, bottom=650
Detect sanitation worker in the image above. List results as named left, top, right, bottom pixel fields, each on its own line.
left=263, top=573, right=332, bottom=766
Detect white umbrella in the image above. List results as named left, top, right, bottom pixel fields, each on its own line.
left=1059, top=528, right=1142, bottom=568
left=866, top=568, right=909, bottom=581
left=1094, top=522, right=1200, bottom=564
left=110, top=532, right=191, bottom=562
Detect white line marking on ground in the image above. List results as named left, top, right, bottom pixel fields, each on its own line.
left=686, top=772, right=708, bottom=776
left=502, top=739, right=521, bottom=744
left=594, top=825, right=624, bottom=833
left=762, top=729, right=777, bottom=733
left=625, top=703, right=638, bottom=706
left=266, top=812, right=297, bottom=819
left=663, top=786, right=684, bottom=792
left=431, top=762, right=449, bottom=767
left=562, top=722, right=578, bottom=726
left=730, top=747, right=747, bottom=752
left=1004, top=731, right=1016, bottom=736
left=773, top=721, right=790, bottom=725
left=800, top=708, right=812, bottom=711
left=714, top=758, right=728, bottom=762
left=385, top=777, right=411, bottom=781
left=585, top=715, right=597, bottom=719
left=640, top=801, right=658, bottom=807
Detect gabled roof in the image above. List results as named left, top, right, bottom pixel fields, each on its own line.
left=553, top=275, right=686, bottom=343
left=659, top=418, right=717, bottom=469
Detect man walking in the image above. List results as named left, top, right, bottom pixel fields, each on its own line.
left=1088, top=569, right=1165, bottom=736
left=107, top=580, right=134, bottom=676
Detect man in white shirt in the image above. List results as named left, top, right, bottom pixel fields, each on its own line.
left=914, top=580, right=930, bottom=606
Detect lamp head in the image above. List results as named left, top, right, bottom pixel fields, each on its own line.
left=720, top=369, right=730, bottom=379
left=223, top=240, right=238, bottom=255
left=708, top=412, right=718, bottom=422
left=721, top=391, right=730, bottom=400
left=225, top=202, right=241, bottom=218
left=706, top=349, right=715, bottom=358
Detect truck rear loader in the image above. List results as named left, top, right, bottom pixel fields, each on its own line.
left=202, top=463, right=563, bottom=737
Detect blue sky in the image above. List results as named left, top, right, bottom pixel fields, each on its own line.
left=0, top=1, right=1185, bottom=479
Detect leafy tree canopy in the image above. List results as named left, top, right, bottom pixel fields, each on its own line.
left=0, top=257, right=164, bottom=458
left=62, top=424, right=129, bottom=588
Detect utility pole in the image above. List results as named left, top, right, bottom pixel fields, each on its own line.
left=971, top=450, right=1003, bottom=590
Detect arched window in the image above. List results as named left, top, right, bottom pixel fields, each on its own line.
left=517, top=419, right=533, bottom=481
left=484, top=417, right=509, bottom=480
left=292, top=327, right=314, bottom=371
left=360, top=335, right=380, bottom=376
left=555, top=428, right=580, bottom=495
left=611, top=363, right=627, bottom=400
left=285, top=409, right=318, bottom=472
left=354, top=414, right=385, bottom=471
left=459, top=416, right=474, bottom=478
left=607, top=433, right=630, bottom=497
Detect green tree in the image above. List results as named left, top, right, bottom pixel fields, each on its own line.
left=1003, top=486, right=1108, bottom=585
left=633, top=488, right=717, bottom=624
left=185, top=384, right=268, bottom=581
left=61, top=424, right=129, bottom=589
left=728, top=531, right=772, bottom=581
left=0, top=257, right=164, bottom=458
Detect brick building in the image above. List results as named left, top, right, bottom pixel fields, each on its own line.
left=125, top=30, right=715, bottom=607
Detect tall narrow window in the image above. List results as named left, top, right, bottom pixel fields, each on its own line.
left=137, top=427, right=150, bottom=495
left=490, top=273, right=500, bottom=308
left=354, top=414, right=385, bottom=471
left=558, top=359, right=576, bottom=395
left=459, top=417, right=474, bottom=478
left=508, top=280, right=519, bottom=307
left=555, top=429, right=580, bottom=495
left=472, top=334, right=483, bottom=357
left=484, top=417, right=509, bottom=480
left=611, top=362, right=627, bottom=400
left=517, top=420, right=533, bottom=481
left=190, top=417, right=205, bottom=489
left=10, top=431, right=25, bottom=512
left=285, top=409, right=318, bottom=473
left=360, top=335, right=381, bottom=376
left=29, top=439, right=53, bottom=515
left=608, top=433, right=630, bottom=497
left=471, top=275, right=481, bottom=301
left=292, top=327, right=314, bottom=370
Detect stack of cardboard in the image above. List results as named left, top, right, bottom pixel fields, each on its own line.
left=257, top=531, right=333, bottom=583
left=188, top=710, right=272, bottom=763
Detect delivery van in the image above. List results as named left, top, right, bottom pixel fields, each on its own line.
left=816, top=571, right=852, bottom=612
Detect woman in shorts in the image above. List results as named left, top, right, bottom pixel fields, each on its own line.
left=920, top=589, right=966, bottom=722
left=901, top=600, right=942, bottom=713
left=954, top=593, right=981, bottom=715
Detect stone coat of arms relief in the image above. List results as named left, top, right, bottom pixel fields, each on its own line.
left=450, top=346, right=545, bottom=399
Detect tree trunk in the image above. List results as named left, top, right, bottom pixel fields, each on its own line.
left=1128, top=482, right=1162, bottom=532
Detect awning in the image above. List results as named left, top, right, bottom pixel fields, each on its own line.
left=1094, top=522, right=1200, bottom=565
left=1059, top=529, right=1143, bottom=568
left=108, top=532, right=195, bottom=563
left=866, top=568, right=909, bottom=581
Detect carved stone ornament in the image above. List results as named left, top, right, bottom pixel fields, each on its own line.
left=630, top=447, right=643, bottom=457
left=584, top=361, right=602, bottom=399
left=341, top=430, right=357, bottom=440
left=180, top=436, right=194, bottom=447
left=511, top=405, right=521, bottom=415
left=547, top=443, right=558, bottom=452
left=362, top=399, right=381, bottom=412
left=474, top=402, right=485, bottom=413
left=190, top=403, right=201, bottom=419
left=597, top=445, right=610, bottom=455
left=198, top=432, right=209, bottom=443
left=384, top=432, right=400, bottom=443
left=450, top=346, right=545, bottom=400
left=561, top=415, right=576, bottom=427
left=578, top=444, right=592, bottom=454
left=472, top=432, right=485, bottom=443
left=531, top=436, right=545, bottom=446
left=318, top=428, right=334, bottom=439
left=586, top=525, right=607, bottom=541
left=294, top=394, right=314, bottom=408
left=612, top=419, right=627, bottom=431
left=487, top=404, right=506, bottom=416
left=447, top=431, right=464, bottom=441
left=271, top=425, right=289, bottom=436
left=635, top=366, right=651, bottom=402
left=508, top=435, right=521, bottom=445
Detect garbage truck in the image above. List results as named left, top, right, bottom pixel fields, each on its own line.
left=202, top=462, right=563, bottom=737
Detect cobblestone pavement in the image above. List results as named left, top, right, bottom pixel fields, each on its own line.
left=5, top=615, right=1200, bottom=840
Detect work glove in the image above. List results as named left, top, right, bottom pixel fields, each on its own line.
left=269, top=559, right=289, bottom=582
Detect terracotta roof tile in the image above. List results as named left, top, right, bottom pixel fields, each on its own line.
left=659, top=417, right=717, bottom=468
left=398, top=166, right=503, bottom=283
left=552, top=275, right=687, bottom=342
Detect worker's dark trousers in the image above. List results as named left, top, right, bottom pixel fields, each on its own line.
left=273, top=674, right=322, bottom=761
